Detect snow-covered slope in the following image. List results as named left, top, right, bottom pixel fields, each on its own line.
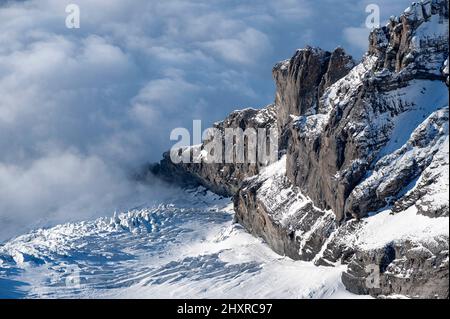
left=0, top=188, right=366, bottom=299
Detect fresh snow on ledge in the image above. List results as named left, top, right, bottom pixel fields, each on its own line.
left=356, top=206, right=449, bottom=251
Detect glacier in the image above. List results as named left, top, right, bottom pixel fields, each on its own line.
left=0, top=187, right=368, bottom=299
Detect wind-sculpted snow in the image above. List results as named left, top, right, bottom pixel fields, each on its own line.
left=0, top=188, right=363, bottom=299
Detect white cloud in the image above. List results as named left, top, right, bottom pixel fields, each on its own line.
left=130, top=73, right=200, bottom=125
left=0, top=150, right=180, bottom=241
left=202, top=28, right=272, bottom=65
left=269, top=0, right=312, bottom=21
left=343, top=27, right=370, bottom=52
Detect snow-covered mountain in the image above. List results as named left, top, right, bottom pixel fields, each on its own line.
left=1, top=0, right=448, bottom=299
left=154, top=0, right=449, bottom=298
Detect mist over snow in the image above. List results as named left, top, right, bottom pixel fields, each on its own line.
left=0, top=0, right=413, bottom=240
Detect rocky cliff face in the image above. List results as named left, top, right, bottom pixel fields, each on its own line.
left=155, top=0, right=449, bottom=298
left=234, top=157, right=337, bottom=261
left=286, top=0, right=449, bottom=221
left=369, top=0, right=448, bottom=78
left=273, top=47, right=355, bottom=150
left=152, top=105, right=277, bottom=197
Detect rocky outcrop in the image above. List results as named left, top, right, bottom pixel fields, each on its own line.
left=152, top=106, right=277, bottom=197
left=342, top=239, right=449, bottom=298
left=392, top=131, right=449, bottom=218
left=369, top=0, right=449, bottom=79
left=235, top=126, right=449, bottom=297
left=273, top=47, right=354, bottom=149
left=345, top=107, right=449, bottom=219
left=285, top=0, right=449, bottom=221
left=234, top=158, right=336, bottom=261
left=235, top=0, right=448, bottom=298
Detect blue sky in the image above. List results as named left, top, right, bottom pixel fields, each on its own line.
left=0, top=0, right=414, bottom=238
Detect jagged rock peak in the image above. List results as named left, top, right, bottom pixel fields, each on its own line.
left=284, top=0, right=449, bottom=221
left=368, top=0, right=449, bottom=77
left=272, top=46, right=355, bottom=150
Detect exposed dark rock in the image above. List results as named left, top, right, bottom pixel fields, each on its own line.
left=285, top=0, right=449, bottom=221
left=233, top=159, right=336, bottom=261
left=343, top=239, right=449, bottom=298
left=152, top=106, right=278, bottom=197
left=369, top=0, right=449, bottom=80
left=345, top=107, right=449, bottom=219
left=273, top=47, right=354, bottom=150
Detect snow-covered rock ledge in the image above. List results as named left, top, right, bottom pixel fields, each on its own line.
left=235, top=152, right=448, bottom=298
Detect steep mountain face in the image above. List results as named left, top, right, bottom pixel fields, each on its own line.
left=234, top=157, right=338, bottom=261
left=273, top=47, right=355, bottom=149
left=155, top=0, right=449, bottom=298
left=369, top=0, right=448, bottom=78
left=286, top=0, right=449, bottom=221
left=152, top=106, right=277, bottom=197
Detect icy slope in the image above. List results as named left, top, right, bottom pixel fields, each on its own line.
left=0, top=188, right=366, bottom=299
